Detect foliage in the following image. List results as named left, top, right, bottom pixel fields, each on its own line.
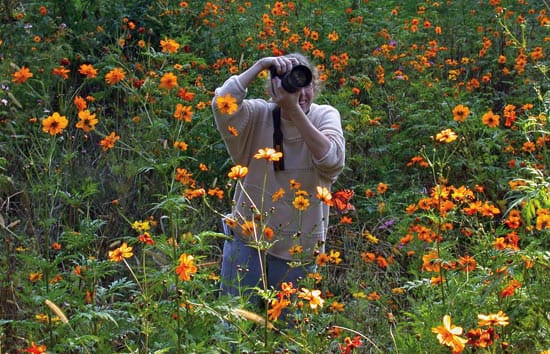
left=1, top=0, right=549, bottom=353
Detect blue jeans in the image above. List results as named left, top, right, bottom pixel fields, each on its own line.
left=220, top=238, right=313, bottom=303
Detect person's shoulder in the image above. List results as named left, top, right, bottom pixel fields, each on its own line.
left=310, top=103, right=340, bottom=117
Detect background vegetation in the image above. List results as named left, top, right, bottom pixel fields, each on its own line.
left=0, top=0, right=548, bottom=353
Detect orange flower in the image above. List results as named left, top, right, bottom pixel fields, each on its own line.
left=12, top=66, right=33, bottom=84
left=241, top=220, right=256, bottom=237
left=227, top=125, right=239, bottom=136
left=78, top=64, right=97, bottom=78
left=137, top=232, right=155, bottom=245
left=500, top=279, right=521, bottom=298
left=29, top=272, right=43, bottom=282
left=42, top=112, right=69, bottom=135
left=76, top=110, right=98, bottom=132
left=228, top=165, right=248, bottom=179
left=316, top=253, right=330, bottom=266
left=272, top=187, right=285, bottom=202
left=175, top=167, right=195, bottom=186
left=99, top=131, right=121, bottom=151
left=159, top=72, right=178, bottom=90
left=52, top=66, right=70, bottom=79
left=173, top=103, right=193, bottom=122
left=377, top=182, right=388, bottom=194
left=452, top=104, right=471, bottom=122
left=160, top=37, right=180, bottom=53
left=175, top=253, right=198, bottom=281
left=254, top=147, right=282, bottom=161
left=431, top=315, right=468, bottom=353
left=23, top=341, right=47, bottom=353
left=105, top=67, right=126, bottom=85
left=268, top=298, right=290, bottom=321
left=177, top=87, right=196, bottom=101
left=327, top=30, right=339, bottom=41
left=73, top=95, right=87, bottom=111
left=108, top=242, right=133, bottom=262
left=458, top=255, right=476, bottom=272
left=481, top=110, right=500, bottom=128
left=215, top=93, right=239, bottom=115
left=263, top=226, right=274, bottom=240
left=329, top=301, right=344, bottom=312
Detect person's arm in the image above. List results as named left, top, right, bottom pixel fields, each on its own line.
left=281, top=103, right=332, bottom=160
left=271, top=75, right=332, bottom=160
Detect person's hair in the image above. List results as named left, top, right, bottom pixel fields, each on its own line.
left=264, top=53, right=322, bottom=97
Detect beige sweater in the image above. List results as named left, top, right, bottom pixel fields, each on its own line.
left=213, top=76, right=345, bottom=260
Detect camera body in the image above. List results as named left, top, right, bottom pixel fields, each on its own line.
left=269, top=64, right=313, bottom=93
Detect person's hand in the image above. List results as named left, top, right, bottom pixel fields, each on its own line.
left=260, top=56, right=298, bottom=76
left=271, top=76, right=301, bottom=110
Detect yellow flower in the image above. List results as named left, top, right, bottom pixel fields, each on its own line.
left=108, top=242, right=133, bottom=262
left=478, top=311, right=510, bottom=327
left=228, top=165, right=248, bottom=179
left=215, top=93, right=239, bottom=115
left=254, top=147, right=283, bottom=161
left=328, top=250, right=342, bottom=264
left=131, top=220, right=151, bottom=233
left=316, top=186, right=332, bottom=205
left=42, top=112, right=68, bottom=135
left=292, top=195, right=310, bottom=211
left=175, top=253, right=198, bottom=281
left=289, top=245, right=303, bottom=255
left=298, top=288, right=324, bottom=310
left=431, top=315, right=468, bottom=353
left=76, top=110, right=98, bottom=132
left=434, top=128, right=458, bottom=143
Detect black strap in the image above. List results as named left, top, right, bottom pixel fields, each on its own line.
left=272, top=106, right=284, bottom=171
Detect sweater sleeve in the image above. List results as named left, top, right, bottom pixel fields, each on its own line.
left=311, top=105, right=346, bottom=183
left=212, top=76, right=268, bottom=166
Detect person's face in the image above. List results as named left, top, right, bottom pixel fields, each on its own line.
left=298, top=83, right=314, bottom=114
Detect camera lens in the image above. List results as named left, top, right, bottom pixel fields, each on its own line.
left=281, top=65, right=312, bottom=93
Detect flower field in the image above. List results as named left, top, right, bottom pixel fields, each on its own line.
left=0, top=1, right=549, bottom=353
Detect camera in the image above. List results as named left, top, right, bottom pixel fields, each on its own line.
left=270, top=64, right=313, bottom=93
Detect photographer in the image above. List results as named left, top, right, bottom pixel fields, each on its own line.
left=212, top=53, right=345, bottom=300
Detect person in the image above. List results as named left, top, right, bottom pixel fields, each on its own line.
left=212, top=53, right=345, bottom=302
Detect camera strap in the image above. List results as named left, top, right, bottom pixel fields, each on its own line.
left=272, top=106, right=284, bottom=171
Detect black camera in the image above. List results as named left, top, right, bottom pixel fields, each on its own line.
left=270, top=64, right=313, bottom=93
